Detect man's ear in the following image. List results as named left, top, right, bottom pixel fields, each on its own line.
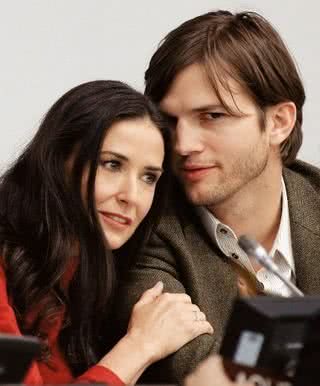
left=267, top=101, right=296, bottom=145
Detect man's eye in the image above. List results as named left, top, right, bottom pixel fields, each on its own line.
left=100, top=160, right=121, bottom=170
left=163, top=114, right=178, bottom=129
left=201, top=112, right=225, bottom=120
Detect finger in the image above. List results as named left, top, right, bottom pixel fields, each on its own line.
left=158, top=292, right=192, bottom=304
left=187, top=319, right=214, bottom=337
left=167, top=303, right=203, bottom=322
left=137, top=281, right=164, bottom=305
left=194, top=320, right=214, bottom=336
left=193, top=311, right=206, bottom=322
left=174, top=302, right=201, bottom=314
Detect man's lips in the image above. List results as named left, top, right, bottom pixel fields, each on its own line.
left=99, top=211, right=133, bottom=227
left=180, top=165, right=217, bottom=182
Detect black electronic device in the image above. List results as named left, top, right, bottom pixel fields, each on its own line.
left=220, top=296, right=320, bottom=385
left=0, top=333, right=41, bottom=383
left=293, top=310, right=320, bottom=386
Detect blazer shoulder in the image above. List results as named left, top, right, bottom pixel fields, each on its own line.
left=156, top=188, right=200, bottom=239
left=284, top=159, right=320, bottom=233
left=285, top=160, right=320, bottom=190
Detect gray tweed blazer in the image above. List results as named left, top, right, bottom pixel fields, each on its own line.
left=114, top=160, right=320, bottom=382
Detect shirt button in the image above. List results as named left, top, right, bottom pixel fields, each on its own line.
left=231, top=253, right=239, bottom=259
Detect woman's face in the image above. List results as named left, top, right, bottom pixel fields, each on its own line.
left=94, top=117, right=165, bottom=249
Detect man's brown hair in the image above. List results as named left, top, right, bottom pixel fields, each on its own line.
left=145, top=10, right=305, bottom=165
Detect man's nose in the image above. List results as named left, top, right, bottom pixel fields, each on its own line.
left=174, top=119, right=204, bottom=156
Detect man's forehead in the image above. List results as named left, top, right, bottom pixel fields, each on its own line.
left=159, top=67, right=245, bottom=116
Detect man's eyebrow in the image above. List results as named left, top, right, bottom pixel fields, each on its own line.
left=191, top=104, right=224, bottom=112
left=161, top=111, right=177, bottom=120
left=161, top=104, right=225, bottom=117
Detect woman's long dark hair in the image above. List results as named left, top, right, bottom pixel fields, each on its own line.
left=0, top=80, right=171, bottom=374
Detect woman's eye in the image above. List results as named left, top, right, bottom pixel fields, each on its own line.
left=142, top=173, right=158, bottom=185
left=100, top=160, right=121, bottom=170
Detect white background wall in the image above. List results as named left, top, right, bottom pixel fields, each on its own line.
left=1, top=0, right=319, bottom=170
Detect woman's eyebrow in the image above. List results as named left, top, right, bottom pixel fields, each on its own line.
left=101, top=151, right=163, bottom=172
left=145, top=166, right=163, bottom=173
left=100, top=150, right=128, bottom=161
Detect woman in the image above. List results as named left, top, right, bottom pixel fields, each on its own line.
left=0, top=80, right=213, bottom=385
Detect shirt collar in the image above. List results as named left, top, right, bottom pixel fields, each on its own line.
left=270, top=178, right=295, bottom=272
left=196, top=178, right=294, bottom=272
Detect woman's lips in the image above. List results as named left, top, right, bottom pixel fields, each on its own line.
left=99, top=211, right=132, bottom=229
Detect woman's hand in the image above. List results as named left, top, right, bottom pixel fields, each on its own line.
left=126, top=281, right=214, bottom=363
left=98, top=282, right=213, bottom=385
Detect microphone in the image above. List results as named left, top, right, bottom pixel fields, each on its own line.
left=220, top=235, right=320, bottom=385
left=238, top=235, right=304, bottom=297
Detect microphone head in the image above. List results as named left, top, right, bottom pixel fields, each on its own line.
left=238, top=235, right=304, bottom=297
left=238, top=235, right=260, bottom=256
left=238, top=235, right=269, bottom=267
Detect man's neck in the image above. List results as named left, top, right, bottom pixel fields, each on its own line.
left=207, top=161, right=283, bottom=252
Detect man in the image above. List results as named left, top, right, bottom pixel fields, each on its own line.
left=115, top=10, right=320, bottom=382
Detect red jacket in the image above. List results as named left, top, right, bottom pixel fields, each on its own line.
left=0, top=264, right=124, bottom=385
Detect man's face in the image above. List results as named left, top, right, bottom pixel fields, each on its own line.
left=159, top=63, right=272, bottom=209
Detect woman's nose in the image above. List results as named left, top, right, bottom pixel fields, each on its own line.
left=116, top=176, right=139, bottom=205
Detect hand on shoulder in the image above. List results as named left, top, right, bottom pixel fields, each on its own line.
left=127, top=281, right=214, bottom=363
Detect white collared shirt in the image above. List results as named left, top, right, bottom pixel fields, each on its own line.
left=196, top=179, right=295, bottom=297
